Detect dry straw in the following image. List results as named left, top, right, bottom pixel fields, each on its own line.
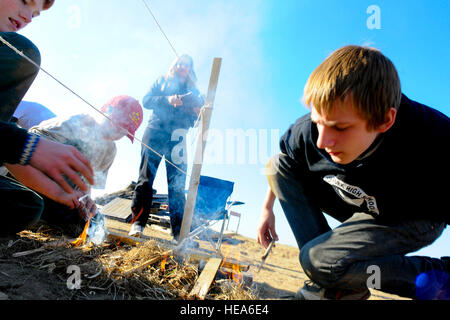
left=2, top=225, right=257, bottom=300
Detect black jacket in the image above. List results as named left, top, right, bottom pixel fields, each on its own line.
left=279, top=94, right=450, bottom=225
left=0, top=121, right=30, bottom=165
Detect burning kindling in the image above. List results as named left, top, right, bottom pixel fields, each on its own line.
left=4, top=223, right=258, bottom=300
left=217, top=245, right=251, bottom=286
left=71, top=216, right=91, bottom=247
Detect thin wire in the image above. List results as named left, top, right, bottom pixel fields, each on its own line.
left=141, top=0, right=179, bottom=58
left=0, top=35, right=187, bottom=176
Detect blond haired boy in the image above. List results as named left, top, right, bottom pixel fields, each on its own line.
left=258, top=45, right=449, bottom=300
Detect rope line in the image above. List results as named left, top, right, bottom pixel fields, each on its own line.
left=141, top=0, right=179, bottom=58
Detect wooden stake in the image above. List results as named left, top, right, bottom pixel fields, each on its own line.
left=13, top=232, right=143, bottom=257
left=12, top=247, right=46, bottom=258
left=257, top=240, right=275, bottom=272
left=11, top=238, right=77, bottom=258
left=189, top=257, right=222, bottom=299
left=179, top=58, right=222, bottom=242
left=106, top=231, right=144, bottom=246
left=123, top=250, right=173, bottom=276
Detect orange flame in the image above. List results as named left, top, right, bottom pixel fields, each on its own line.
left=161, top=253, right=169, bottom=271
left=219, top=245, right=230, bottom=275
left=232, top=262, right=243, bottom=283
left=219, top=245, right=243, bottom=284
left=72, top=216, right=92, bottom=247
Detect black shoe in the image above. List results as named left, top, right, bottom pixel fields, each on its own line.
left=296, top=281, right=371, bottom=300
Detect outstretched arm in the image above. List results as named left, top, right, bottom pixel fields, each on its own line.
left=257, top=187, right=279, bottom=248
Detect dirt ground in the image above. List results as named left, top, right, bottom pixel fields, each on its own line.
left=0, top=217, right=408, bottom=301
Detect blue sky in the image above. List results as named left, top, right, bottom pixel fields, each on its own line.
left=19, top=0, right=449, bottom=257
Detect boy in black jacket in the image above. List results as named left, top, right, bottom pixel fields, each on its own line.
left=257, top=45, right=449, bottom=300
left=0, top=0, right=94, bottom=235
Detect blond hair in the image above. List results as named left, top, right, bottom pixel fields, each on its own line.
left=168, top=54, right=197, bottom=89
left=303, top=45, right=401, bottom=130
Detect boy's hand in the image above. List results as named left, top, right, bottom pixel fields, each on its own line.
left=77, top=194, right=97, bottom=221
left=257, top=207, right=279, bottom=249
left=29, top=137, right=94, bottom=193
left=6, top=163, right=82, bottom=209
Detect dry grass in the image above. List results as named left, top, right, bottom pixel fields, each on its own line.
left=209, top=281, right=258, bottom=300
left=1, top=224, right=258, bottom=300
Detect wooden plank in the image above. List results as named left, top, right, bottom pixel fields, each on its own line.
left=179, top=58, right=222, bottom=242
left=189, top=257, right=223, bottom=299
left=101, top=198, right=132, bottom=222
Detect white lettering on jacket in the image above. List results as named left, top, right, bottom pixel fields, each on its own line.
left=323, top=175, right=380, bottom=215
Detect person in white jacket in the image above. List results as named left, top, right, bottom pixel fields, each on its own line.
left=7, top=95, right=143, bottom=235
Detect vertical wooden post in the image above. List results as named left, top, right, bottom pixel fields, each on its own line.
left=178, top=58, right=222, bottom=242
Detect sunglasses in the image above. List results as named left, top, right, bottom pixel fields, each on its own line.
left=176, top=62, right=191, bottom=68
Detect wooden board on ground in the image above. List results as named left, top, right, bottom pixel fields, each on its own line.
left=189, top=257, right=223, bottom=299
left=101, top=198, right=132, bottom=222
